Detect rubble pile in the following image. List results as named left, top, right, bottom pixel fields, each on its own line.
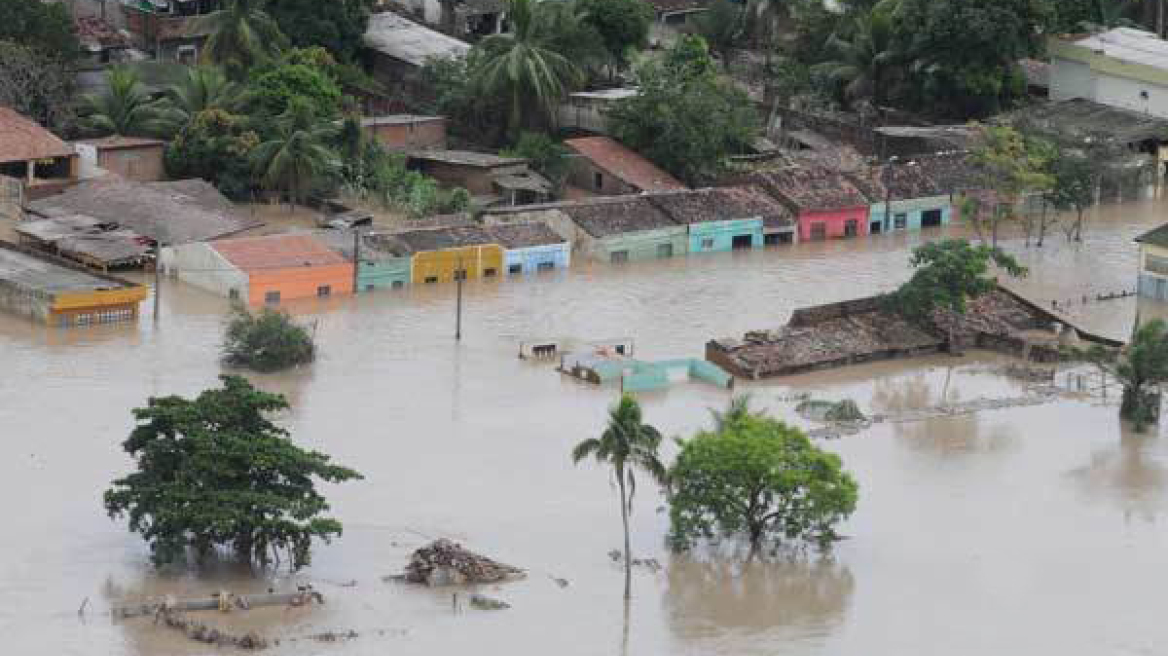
left=403, top=540, right=524, bottom=586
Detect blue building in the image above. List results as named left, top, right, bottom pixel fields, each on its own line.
left=649, top=186, right=794, bottom=252
left=848, top=163, right=951, bottom=234
left=488, top=222, right=571, bottom=274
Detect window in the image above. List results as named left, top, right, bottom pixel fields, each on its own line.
left=537, top=261, right=555, bottom=272
left=810, top=222, right=827, bottom=241
left=392, top=280, right=404, bottom=289
left=483, top=268, right=497, bottom=277
left=894, top=213, right=908, bottom=229
left=366, top=284, right=375, bottom=292
left=264, top=290, right=281, bottom=304
left=657, top=243, right=673, bottom=258
left=317, top=285, right=331, bottom=297
left=593, top=171, right=604, bottom=190
left=424, top=276, right=438, bottom=284
left=700, top=237, right=715, bottom=250
left=509, top=263, right=523, bottom=274
left=454, top=269, right=468, bottom=281
left=611, top=250, right=629, bottom=264
left=228, top=288, right=240, bottom=300
left=176, top=44, right=197, bottom=65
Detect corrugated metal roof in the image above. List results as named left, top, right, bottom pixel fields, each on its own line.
left=363, top=12, right=470, bottom=67
left=1073, top=28, right=1168, bottom=70
left=211, top=234, right=346, bottom=272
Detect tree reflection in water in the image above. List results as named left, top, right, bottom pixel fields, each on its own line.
left=1070, top=417, right=1168, bottom=522
left=871, top=371, right=1014, bottom=456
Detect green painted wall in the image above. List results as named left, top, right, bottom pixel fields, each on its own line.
left=592, top=226, right=689, bottom=263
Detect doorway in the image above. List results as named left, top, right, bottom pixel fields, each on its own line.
left=731, top=234, right=753, bottom=249
left=844, top=219, right=859, bottom=237
left=921, top=208, right=943, bottom=228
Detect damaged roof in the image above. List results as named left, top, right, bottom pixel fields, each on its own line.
left=564, top=136, right=686, bottom=192
left=393, top=225, right=498, bottom=252
left=905, top=153, right=985, bottom=195
left=749, top=167, right=870, bottom=212
left=1002, top=97, right=1168, bottom=145
left=648, top=186, right=793, bottom=227
left=558, top=196, right=678, bottom=237
left=846, top=162, right=946, bottom=202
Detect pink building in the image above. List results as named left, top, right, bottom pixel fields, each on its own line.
left=749, top=167, right=871, bottom=241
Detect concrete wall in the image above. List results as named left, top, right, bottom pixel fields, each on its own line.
left=566, top=158, right=640, bottom=196
left=1050, top=57, right=1095, bottom=101
left=798, top=207, right=869, bottom=241
left=688, top=218, right=764, bottom=253
left=365, top=119, right=447, bottom=152
left=1049, top=40, right=1168, bottom=118
left=868, top=196, right=951, bottom=233
left=591, top=226, right=688, bottom=263
left=503, top=243, right=571, bottom=274
left=165, top=242, right=248, bottom=299
left=1095, top=72, right=1168, bottom=118
left=97, top=145, right=166, bottom=182
left=248, top=263, right=354, bottom=304
left=415, top=161, right=518, bottom=195
left=359, top=256, right=411, bottom=290
left=411, top=244, right=504, bottom=283
left=0, top=278, right=52, bottom=322
left=1139, top=242, right=1168, bottom=300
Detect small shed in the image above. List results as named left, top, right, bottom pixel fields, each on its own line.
left=564, top=136, right=686, bottom=195
left=75, top=136, right=167, bottom=182
left=488, top=222, right=570, bottom=274
left=749, top=167, right=870, bottom=241
left=361, top=115, right=447, bottom=152
left=846, top=163, right=950, bottom=234
left=393, top=226, right=504, bottom=284
left=558, top=196, right=687, bottom=263
left=407, top=150, right=528, bottom=196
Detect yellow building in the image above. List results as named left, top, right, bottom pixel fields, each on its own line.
left=395, top=226, right=504, bottom=284
left=0, top=241, right=147, bottom=326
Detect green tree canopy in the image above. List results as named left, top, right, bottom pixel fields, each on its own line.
left=265, top=0, right=373, bottom=61
left=79, top=67, right=169, bottom=138
left=250, top=98, right=339, bottom=208
left=199, top=0, right=287, bottom=80
left=224, top=304, right=317, bottom=371
left=103, top=375, right=362, bottom=570
left=608, top=35, right=758, bottom=186
left=669, top=410, right=858, bottom=553
left=571, top=394, right=667, bottom=599
left=501, top=132, right=571, bottom=187
left=889, top=239, right=1027, bottom=323
left=165, top=108, right=260, bottom=199
left=0, top=40, right=74, bottom=131
left=0, top=0, right=78, bottom=60
left=160, top=65, right=242, bottom=134
left=245, top=57, right=343, bottom=122
left=578, top=0, right=653, bottom=72
left=814, top=5, right=898, bottom=107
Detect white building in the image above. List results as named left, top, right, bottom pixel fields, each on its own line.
left=1049, top=28, right=1168, bottom=119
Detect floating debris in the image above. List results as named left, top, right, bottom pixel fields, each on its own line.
left=469, top=594, right=510, bottom=610
left=401, top=539, right=524, bottom=586
left=155, top=608, right=269, bottom=650
left=113, top=587, right=323, bottom=619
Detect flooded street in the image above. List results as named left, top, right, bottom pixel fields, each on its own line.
left=3, top=199, right=1168, bottom=655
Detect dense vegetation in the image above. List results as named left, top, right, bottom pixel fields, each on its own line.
left=223, top=304, right=317, bottom=372
left=888, top=239, right=1027, bottom=324
left=103, top=375, right=362, bottom=570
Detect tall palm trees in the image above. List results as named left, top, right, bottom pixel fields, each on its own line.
left=571, top=394, right=667, bottom=600
left=160, top=66, right=241, bottom=133
left=79, top=67, right=168, bottom=137
left=814, top=7, right=897, bottom=108
left=198, top=0, right=285, bottom=80
left=476, top=0, right=582, bottom=137
left=250, top=99, right=337, bottom=210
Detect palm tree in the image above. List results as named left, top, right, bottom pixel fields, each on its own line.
left=79, top=67, right=168, bottom=138
left=571, top=394, right=667, bottom=600
left=708, top=394, right=757, bottom=432
left=813, top=8, right=897, bottom=108
left=160, top=65, right=241, bottom=133
left=250, top=99, right=337, bottom=210
left=475, top=0, right=582, bottom=137
left=198, top=0, right=285, bottom=80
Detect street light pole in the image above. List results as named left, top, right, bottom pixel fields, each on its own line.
left=153, top=241, right=162, bottom=324
left=455, top=257, right=463, bottom=341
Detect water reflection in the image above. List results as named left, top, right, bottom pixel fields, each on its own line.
left=1070, top=418, right=1168, bottom=522
left=871, top=372, right=1014, bottom=456
left=665, top=554, right=854, bottom=646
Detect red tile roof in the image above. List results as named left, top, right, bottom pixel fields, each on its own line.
left=211, top=234, right=346, bottom=272
left=565, top=136, right=686, bottom=192
left=0, top=107, right=75, bottom=164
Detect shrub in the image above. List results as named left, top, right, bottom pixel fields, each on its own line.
left=223, top=304, right=316, bottom=372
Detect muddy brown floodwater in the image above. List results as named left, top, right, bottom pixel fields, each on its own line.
left=3, top=199, right=1168, bottom=655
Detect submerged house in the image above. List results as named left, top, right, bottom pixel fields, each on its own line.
left=648, top=186, right=794, bottom=253
left=1136, top=223, right=1168, bottom=301
left=847, top=163, right=950, bottom=234
left=165, top=234, right=354, bottom=304
left=0, top=107, right=78, bottom=200
left=487, top=222, right=570, bottom=274
left=15, top=214, right=152, bottom=271
left=320, top=229, right=413, bottom=291
left=558, top=196, right=687, bottom=263
left=564, top=136, right=686, bottom=196
left=750, top=167, right=870, bottom=241
left=393, top=225, right=504, bottom=284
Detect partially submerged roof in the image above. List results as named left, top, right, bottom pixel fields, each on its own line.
left=0, top=241, right=139, bottom=295
left=648, top=186, right=792, bottom=226
left=906, top=153, right=985, bottom=195
left=316, top=229, right=412, bottom=261
left=211, top=234, right=346, bottom=272
left=363, top=12, right=470, bottom=67
left=487, top=222, right=565, bottom=249
left=0, top=107, right=75, bottom=164
left=409, top=149, right=525, bottom=168
left=393, top=225, right=498, bottom=253
left=16, top=214, right=152, bottom=265
left=846, top=163, right=945, bottom=202
left=16, top=215, right=111, bottom=242
left=750, top=167, right=869, bottom=211
left=1136, top=223, right=1168, bottom=248
left=28, top=179, right=261, bottom=245
left=1003, top=98, right=1168, bottom=144
left=558, top=196, right=678, bottom=237
left=565, top=136, right=686, bottom=192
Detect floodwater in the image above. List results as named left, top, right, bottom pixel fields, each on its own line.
left=3, top=199, right=1168, bottom=655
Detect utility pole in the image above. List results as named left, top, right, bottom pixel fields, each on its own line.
left=352, top=230, right=360, bottom=293
left=455, top=257, right=463, bottom=341
left=153, top=241, right=162, bottom=323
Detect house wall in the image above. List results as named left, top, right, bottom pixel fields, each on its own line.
left=687, top=218, right=764, bottom=253
left=358, top=256, right=411, bottom=291
left=416, top=161, right=500, bottom=195
left=1049, top=39, right=1168, bottom=118
left=365, top=119, right=447, bottom=152
left=566, top=158, right=640, bottom=196
left=165, top=243, right=249, bottom=299
left=50, top=286, right=147, bottom=326
left=503, top=243, right=571, bottom=274
left=556, top=99, right=615, bottom=134
left=248, top=263, right=354, bottom=304
left=411, top=244, right=504, bottom=283
left=589, top=226, right=688, bottom=263
left=1139, top=242, right=1168, bottom=300
left=867, top=196, right=952, bottom=233
left=798, top=207, right=870, bottom=241
left=97, top=145, right=166, bottom=182
left=1050, top=57, right=1095, bottom=102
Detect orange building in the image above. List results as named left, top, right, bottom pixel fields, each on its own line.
left=169, top=234, right=354, bottom=304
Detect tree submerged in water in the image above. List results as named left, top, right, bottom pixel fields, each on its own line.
left=1077, top=319, right=1168, bottom=433
left=103, top=375, right=362, bottom=570
left=669, top=400, right=858, bottom=556
left=223, top=303, right=315, bottom=372
left=888, top=239, right=1027, bottom=324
